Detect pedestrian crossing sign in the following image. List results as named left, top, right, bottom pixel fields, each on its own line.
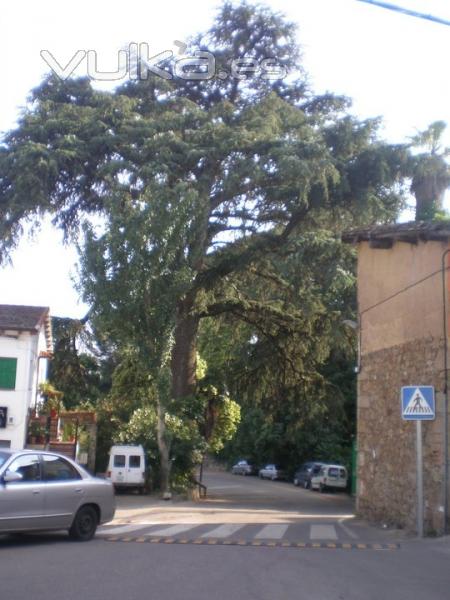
left=401, top=386, right=435, bottom=420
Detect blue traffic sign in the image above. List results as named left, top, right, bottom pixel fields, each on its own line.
left=401, top=386, right=435, bottom=420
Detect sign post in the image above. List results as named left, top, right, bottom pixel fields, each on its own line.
left=401, top=386, right=435, bottom=538
left=416, top=420, right=423, bottom=538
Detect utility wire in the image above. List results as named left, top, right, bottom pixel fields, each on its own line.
left=360, top=266, right=444, bottom=317
left=356, top=0, right=450, bottom=27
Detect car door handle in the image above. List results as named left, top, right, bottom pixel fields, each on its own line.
left=75, top=488, right=84, bottom=494
left=32, top=490, right=40, bottom=495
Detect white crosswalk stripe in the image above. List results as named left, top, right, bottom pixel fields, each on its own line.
left=310, top=524, right=337, bottom=540
left=201, top=524, right=245, bottom=538
left=98, top=524, right=150, bottom=536
left=148, top=524, right=198, bottom=537
left=254, top=524, right=289, bottom=539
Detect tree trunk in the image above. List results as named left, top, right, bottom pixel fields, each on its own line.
left=157, top=399, right=171, bottom=495
left=171, top=297, right=199, bottom=399
left=414, top=182, right=446, bottom=221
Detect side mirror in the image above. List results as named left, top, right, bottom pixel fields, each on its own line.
left=3, top=471, right=24, bottom=483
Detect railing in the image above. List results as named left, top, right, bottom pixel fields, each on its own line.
left=194, top=480, right=207, bottom=498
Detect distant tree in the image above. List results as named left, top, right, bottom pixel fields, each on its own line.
left=48, top=316, right=111, bottom=410
left=198, top=230, right=357, bottom=471
left=0, top=2, right=408, bottom=490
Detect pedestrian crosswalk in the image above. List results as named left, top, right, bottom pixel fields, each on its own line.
left=201, top=524, right=245, bottom=538
left=254, top=524, right=289, bottom=539
left=98, top=521, right=357, bottom=543
left=310, top=525, right=338, bottom=540
left=150, top=524, right=197, bottom=537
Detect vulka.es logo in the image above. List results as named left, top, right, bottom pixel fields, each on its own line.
left=40, top=41, right=287, bottom=82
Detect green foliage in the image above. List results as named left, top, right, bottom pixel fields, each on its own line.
left=207, top=396, right=241, bottom=453
left=0, top=2, right=413, bottom=484
left=48, top=317, right=111, bottom=411
left=199, top=230, right=358, bottom=475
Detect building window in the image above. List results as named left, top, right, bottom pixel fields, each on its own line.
left=0, top=358, right=17, bottom=390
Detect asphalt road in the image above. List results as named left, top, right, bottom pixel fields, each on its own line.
left=1, top=470, right=450, bottom=600
left=104, top=470, right=398, bottom=543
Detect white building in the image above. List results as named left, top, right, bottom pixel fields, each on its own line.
left=0, top=305, right=53, bottom=450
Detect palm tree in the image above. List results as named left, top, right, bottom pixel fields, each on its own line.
left=410, top=121, right=450, bottom=221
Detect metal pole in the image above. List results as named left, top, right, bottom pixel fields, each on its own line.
left=417, top=420, right=424, bottom=537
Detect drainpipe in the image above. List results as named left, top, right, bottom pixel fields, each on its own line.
left=441, top=249, right=449, bottom=534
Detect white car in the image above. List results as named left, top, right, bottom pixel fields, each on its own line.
left=310, top=464, right=348, bottom=492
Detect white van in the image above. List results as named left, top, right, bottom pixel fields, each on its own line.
left=107, top=445, right=146, bottom=493
left=310, top=464, right=348, bottom=493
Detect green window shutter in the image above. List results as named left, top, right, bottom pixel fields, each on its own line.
left=0, top=358, right=17, bottom=390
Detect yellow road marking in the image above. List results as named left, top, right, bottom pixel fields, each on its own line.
left=103, top=537, right=400, bottom=551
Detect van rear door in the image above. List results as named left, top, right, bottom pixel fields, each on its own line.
left=112, top=453, right=126, bottom=485
left=126, top=454, right=144, bottom=485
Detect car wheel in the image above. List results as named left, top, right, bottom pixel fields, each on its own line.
left=271, top=475, right=276, bottom=481
left=69, top=505, right=98, bottom=541
left=319, top=483, right=326, bottom=493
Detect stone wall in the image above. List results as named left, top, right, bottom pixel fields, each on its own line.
left=357, top=335, right=449, bottom=534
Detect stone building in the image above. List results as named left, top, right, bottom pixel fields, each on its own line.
left=343, top=222, right=450, bottom=535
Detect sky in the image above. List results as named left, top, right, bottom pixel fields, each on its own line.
left=0, top=0, right=449, bottom=318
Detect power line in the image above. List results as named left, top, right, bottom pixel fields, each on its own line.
left=356, top=0, right=450, bottom=27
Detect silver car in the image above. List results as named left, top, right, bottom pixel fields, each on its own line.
left=0, top=449, right=115, bottom=540
left=258, top=464, right=285, bottom=481
left=231, top=460, right=254, bottom=476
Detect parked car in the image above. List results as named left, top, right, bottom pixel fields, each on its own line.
left=106, top=444, right=147, bottom=493
left=0, top=449, right=115, bottom=540
left=310, top=464, right=348, bottom=493
left=231, top=460, right=254, bottom=475
left=258, top=464, right=285, bottom=480
left=293, top=462, right=327, bottom=489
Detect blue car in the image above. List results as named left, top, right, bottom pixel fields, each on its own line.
left=293, top=462, right=326, bottom=489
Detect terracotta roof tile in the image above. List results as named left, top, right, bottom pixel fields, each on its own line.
left=0, top=304, right=53, bottom=351
left=342, top=221, right=450, bottom=244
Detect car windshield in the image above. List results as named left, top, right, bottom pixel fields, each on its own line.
left=0, top=451, right=10, bottom=468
